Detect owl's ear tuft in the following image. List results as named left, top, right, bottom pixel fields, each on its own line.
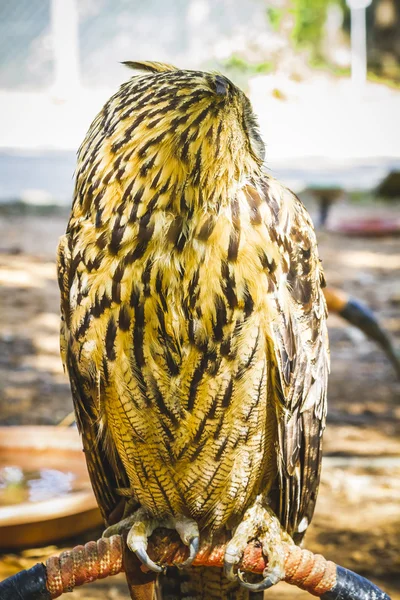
left=215, top=75, right=229, bottom=96
left=122, top=61, right=178, bottom=74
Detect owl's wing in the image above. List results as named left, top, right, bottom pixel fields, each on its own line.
left=57, top=234, right=129, bottom=525
left=256, top=178, right=329, bottom=541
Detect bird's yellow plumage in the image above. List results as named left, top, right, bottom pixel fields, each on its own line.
left=58, top=62, right=329, bottom=599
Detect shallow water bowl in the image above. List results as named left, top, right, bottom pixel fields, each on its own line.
left=0, top=426, right=102, bottom=550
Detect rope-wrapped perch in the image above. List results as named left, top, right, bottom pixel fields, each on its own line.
left=46, top=533, right=336, bottom=598
left=0, top=531, right=391, bottom=600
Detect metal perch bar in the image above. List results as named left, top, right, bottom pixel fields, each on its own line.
left=0, top=530, right=391, bottom=600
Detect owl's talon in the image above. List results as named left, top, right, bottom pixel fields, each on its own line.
left=237, top=565, right=282, bottom=591
left=224, top=552, right=239, bottom=581
left=174, top=516, right=200, bottom=568
left=224, top=497, right=289, bottom=591
left=134, top=543, right=165, bottom=573
left=176, top=534, right=200, bottom=568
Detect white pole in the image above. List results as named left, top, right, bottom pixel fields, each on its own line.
left=351, top=7, right=367, bottom=87
left=346, top=0, right=372, bottom=90
left=50, top=0, right=80, bottom=97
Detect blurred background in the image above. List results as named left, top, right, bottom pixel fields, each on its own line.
left=0, top=1, right=399, bottom=599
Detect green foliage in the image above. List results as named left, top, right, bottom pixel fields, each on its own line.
left=222, top=54, right=274, bottom=75
left=267, top=7, right=283, bottom=31
left=290, top=0, right=329, bottom=51
left=265, top=0, right=349, bottom=59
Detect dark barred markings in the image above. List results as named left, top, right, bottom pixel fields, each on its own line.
left=118, top=178, right=135, bottom=208
left=141, top=260, right=152, bottom=297
left=236, top=329, right=260, bottom=380
left=221, top=379, right=233, bottom=408
left=132, top=185, right=145, bottom=207
left=180, top=129, right=191, bottom=163
left=129, top=284, right=146, bottom=367
left=147, top=116, right=164, bottom=129
left=190, top=438, right=208, bottom=461
left=75, top=310, right=91, bottom=340
left=109, top=215, right=125, bottom=255
left=244, top=364, right=265, bottom=422
left=102, top=169, right=114, bottom=186
left=124, top=212, right=155, bottom=263
left=152, top=470, right=175, bottom=514
left=258, top=249, right=277, bottom=276
left=215, top=436, right=229, bottom=461
left=192, top=147, right=202, bottom=186
left=165, top=215, right=181, bottom=245
left=170, top=114, right=188, bottom=129
left=288, top=268, right=313, bottom=306
left=246, top=186, right=262, bottom=225
left=158, top=176, right=171, bottom=196
left=149, top=374, right=179, bottom=427
left=220, top=335, right=232, bottom=357
left=197, top=215, right=215, bottom=241
left=156, top=305, right=179, bottom=377
left=221, top=261, right=237, bottom=310
left=155, top=271, right=168, bottom=312
left=105, top=316, right=117, bottom=360
left=92, top=188, right=106, bottom=214
left=213, top=295, right=228, bottom=342
left=187, top=354, right=209, bottom=412
left=206, top=124, right=214, bottom=140
left=192, top=416, right=208, bottom=447
left=151, top=168, right=163, bottom=190
left=96, top=231, right=108, bottom=250
left=243, top=284, right=254, bottom=318
left=118, top=304, right=131, bottom=331
left=214, top=120, right=223, bottom=159
left=112, top=281, right=121, bottom=304
left=113, top=154, right=124, bottom=181
left=112, top=262, right=125, bottom=285
left=178, top=89, right=212, bottom=112
left=138, top=211, right=154, bottom=242
left=228, top=197, right=240, bottom=262
left=91, top=292, right=112, bottom=318
left=85, top=253, right=103, bottom=272
left=198, top=460, right=227, bottom=508
left=188, top=268, right=200, bottom=308
left=138, top=132, right=166, bottom=159
left=261, top=179, right=280, bottom=223
left=207, top=354, right=221, bottom=376
left=139, top=153, right=157, bottom=178
left=129, top=202, right=139, bottom=223
left=102, top=354, right=109, bottom=383
left=68, top=252, right=82, bottom=289
left=191, top=104, right=212, bottom=128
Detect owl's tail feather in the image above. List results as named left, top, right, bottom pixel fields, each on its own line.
left=124, top=540, right=158, bottom=600
left=158, top=566, right=262, bottom=600
left=127, top=579, right=157, bottom=600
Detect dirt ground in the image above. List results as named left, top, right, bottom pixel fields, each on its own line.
left=0, top=199, right=399, bottom=599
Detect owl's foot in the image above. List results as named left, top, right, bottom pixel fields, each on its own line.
left=103, top=509, right=199, bottom=573
left=224, top=497, right=291, bottom=592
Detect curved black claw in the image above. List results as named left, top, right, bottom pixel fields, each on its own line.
left=224, top=558, right=239, bottom=582
left=176, top=536, right=200, bottom=568
left=237, top=566, right=282, bottom=591
left=135, top=544, right=165, bottom=574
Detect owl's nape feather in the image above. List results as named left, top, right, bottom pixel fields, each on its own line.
left=58, top=63, right=329, bottom=599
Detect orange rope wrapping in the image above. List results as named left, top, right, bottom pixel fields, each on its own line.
left=46, top=533, right=337, bottom=599
left=46, top=536, right=123, bottom=598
